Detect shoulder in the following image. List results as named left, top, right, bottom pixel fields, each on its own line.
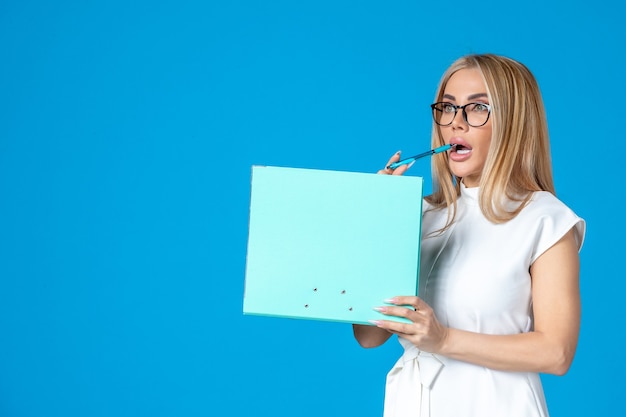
left=522, top=191, right=586, bottom=257
left=529, top=191, right=573, bottom=210
left=526, top=192, right=583, bottom=228
left=422, top=198, right=434, bottom=211
left=421, top=198, right=449, bottom=235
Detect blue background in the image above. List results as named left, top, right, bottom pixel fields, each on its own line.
left=1, top=1, right=623, bottom=416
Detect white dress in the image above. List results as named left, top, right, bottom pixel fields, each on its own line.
left=383, top=184, right=586, bottom=417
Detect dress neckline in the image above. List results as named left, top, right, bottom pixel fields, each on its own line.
left=460, top=181, right=479, bottom=205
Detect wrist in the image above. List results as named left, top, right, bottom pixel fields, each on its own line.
left=436, top=326, right=452, bottom=355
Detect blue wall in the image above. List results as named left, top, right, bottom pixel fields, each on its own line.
left=1, top=1, right=623, bottom=415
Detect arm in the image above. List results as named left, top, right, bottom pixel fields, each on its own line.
left=352, top=324, right=393, bottom=348
left=351, top=151, right=411, bottom=349
left=372, top=228, right=581, bottom=375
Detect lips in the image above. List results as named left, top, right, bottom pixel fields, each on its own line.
left=449, top=139, right=472, bottom=161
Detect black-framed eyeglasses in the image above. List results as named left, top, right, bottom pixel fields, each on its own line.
left=430, top=102, right=492, bottom=127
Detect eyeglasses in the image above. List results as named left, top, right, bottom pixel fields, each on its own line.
left=430, top=102, right=492, bottom=127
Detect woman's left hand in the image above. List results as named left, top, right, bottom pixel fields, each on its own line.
left=372, top=296, right=449, bottom=353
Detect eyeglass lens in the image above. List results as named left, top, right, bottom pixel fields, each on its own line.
left=432, top=103, right=490, bottom=127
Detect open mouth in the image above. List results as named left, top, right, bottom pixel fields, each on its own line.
left=453, top=143, right=471, bottom=155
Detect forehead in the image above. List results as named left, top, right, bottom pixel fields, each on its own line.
left=443, top=68, right=487, bottom=99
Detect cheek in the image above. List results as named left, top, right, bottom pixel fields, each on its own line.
left=477, top=133, right=492, bottom=160
left=475, top=148, right=490, bottom=170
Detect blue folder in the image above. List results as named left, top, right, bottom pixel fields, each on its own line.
left=243, top=166, right=423, bottom=325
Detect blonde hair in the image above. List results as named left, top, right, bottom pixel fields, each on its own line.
left=426, top=54, right=555, bottom=232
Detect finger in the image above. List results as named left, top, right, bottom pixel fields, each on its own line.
left=385, top=296, right=421, bottom=308
left=374, top=304, right=417, bottom=321
left=370, top=318, right=415, bottom=335
left=377, top=151, right=402, bottom=175
left=385, top=150, right=402, bottom=167
left=391, top=164, right=409, bottom=176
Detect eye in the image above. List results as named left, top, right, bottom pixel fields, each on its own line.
left=469, top=103, right=490, bottom=113
left=441, top=103, right=456, bottom=113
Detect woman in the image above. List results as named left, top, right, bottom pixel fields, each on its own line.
left=353, top=54, right=585, bottom=417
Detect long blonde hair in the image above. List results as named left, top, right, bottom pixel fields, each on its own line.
left=426, top=54, right=555, bottom=232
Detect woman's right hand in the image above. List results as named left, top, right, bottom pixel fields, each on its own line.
left=378, top=151, right=410, bottom=176
left=352, top=151, right=412, bottom=348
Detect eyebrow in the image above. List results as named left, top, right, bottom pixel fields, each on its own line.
left=442, top=93, right=488, bottom=101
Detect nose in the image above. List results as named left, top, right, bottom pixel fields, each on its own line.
left=450, top=108, right=468, bottom=129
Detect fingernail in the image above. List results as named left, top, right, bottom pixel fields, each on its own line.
left=384, top=298, right=397, bottom=304
left=396, top=150, right=402, bottom=155
left=373, top=306, right=387, bottom=313
left=407, top=161, right=415, bottom=168
left=368, top=320, right=382, bottom=326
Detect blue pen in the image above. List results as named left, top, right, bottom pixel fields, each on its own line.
left=386, top=144, right=456, bottom=170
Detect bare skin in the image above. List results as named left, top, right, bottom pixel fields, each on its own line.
left=353, top=70, right=581, bottom=375
left=353, top=228, right=580, bottom=375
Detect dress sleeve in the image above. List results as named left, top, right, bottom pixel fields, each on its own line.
left=530, top=193, right=586, bottom=264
